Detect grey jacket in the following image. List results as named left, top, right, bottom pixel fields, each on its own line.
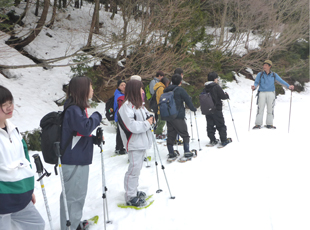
left=149, top=77, right=160, bottom=95
left=118, top=101, right=153, bottom=151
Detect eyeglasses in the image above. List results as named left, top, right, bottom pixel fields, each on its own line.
left=1, top=101, right=13, bottom=110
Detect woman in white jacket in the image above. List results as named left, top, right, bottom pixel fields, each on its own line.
left=0, top=85, right=44, bottom=230
left=117, top=80, right=154, bottom=207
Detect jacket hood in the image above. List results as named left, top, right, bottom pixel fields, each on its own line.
left=164, top=84, right=178, bottom=92
left=154, top=82, right=165, bottom=91
left=4, top=120, right=16, bottom=134
left=204, top=81, right=217, bottom=89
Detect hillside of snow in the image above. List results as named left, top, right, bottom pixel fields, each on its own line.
left=1, top=3, right=310, bottom=230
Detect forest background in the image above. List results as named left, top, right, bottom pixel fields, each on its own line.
left=0, top=0, right=309, bottom=107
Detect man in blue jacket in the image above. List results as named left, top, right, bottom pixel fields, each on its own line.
left=114, top=80, right=126, bottom=154
left=251, top=60, right=294, bottom=129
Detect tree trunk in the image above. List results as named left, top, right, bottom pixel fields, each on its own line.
left=219, top=0, right=228, bottom=46
left=86, top=0, right=100, bottom=47
left=15, top=0, right=50, bottom=49
left=95, top=2, right=100, bottom=34
left=63, top=0, right=67, bottom=8
left=47, top=0, right=57, bottom=28
left=75, top=0, right=79, bottom=8
left=35, top=0, right=39, bottom=16
left=19, top=0, right=30, bottom=22
left=58, top=0, right=62, bottom=9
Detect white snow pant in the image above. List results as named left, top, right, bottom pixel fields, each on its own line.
left=124, top=150, right=146, bottom=202
left=0, top=201, right=45, bottom=230
left=60, top=164, right=89, bottom=230
left=255, top=91, right=275, bottom=126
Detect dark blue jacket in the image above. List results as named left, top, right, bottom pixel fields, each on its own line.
left=61, top=105, right=102, bottom=165
left=114, top=89, right=124, bottom=122
left=163, top=85, right=196, bottom=119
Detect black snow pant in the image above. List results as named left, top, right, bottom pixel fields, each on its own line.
left=116, top=122, right=125, bottom=151
left=205, top=110, right=227, bottom=143
left=167, top=119, right=190, bottom=147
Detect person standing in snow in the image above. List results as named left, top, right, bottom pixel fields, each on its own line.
left=153, top=77, right=170, bottom=139
left=114, top=80, right=126, bottom=154
left=149, top=71, right=164, bottom=96
left=251, top=60, right=294, bottom=129
left=117, top=80, right=154, bottom=207
left=164, top=74, right=197, bottom=160
left=60, top=76, right=103, bottom=230
left=0, top=85, right=45, bottom=230
left=203, top=72, right=231, bottom=147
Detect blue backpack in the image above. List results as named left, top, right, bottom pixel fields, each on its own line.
left=159, top=86, right=178, bottom=121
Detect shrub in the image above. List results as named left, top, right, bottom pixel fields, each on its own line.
left=21, top=128, right=41, bottom=151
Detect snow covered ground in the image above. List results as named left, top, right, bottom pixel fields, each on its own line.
left=1, top=3, right=310, bottom=230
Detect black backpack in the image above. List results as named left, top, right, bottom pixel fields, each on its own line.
left=39, top=105, right=76, bottom=169
left=149, top=87, right=163, bottom=114
left=105, top=96, right=115, bottom=121
left=199, top=91, right=216, bottom=115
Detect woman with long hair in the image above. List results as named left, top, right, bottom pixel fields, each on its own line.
left=117, top=80, right=154, bottom=207
left=60, top=76, right=103, bottom=230
left=0, top=85, right=45, bottom=230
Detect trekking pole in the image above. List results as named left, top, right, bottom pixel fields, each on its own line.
left=151, top=123, right=175, bottom=199
left=32, top=154, right=54, bottom=230
left=288, top=90, right=293, bottom=133
left=248, top=90, right=254, bottom=131
left=151, top=124, right=162, bottom=193
left=194, top=112, right=202, bottom=151
left=97, top=128, right=111, bottom=230
left=227, top=100, right=239, bottom=142
left=54, top=142, right=71, bottom=230
left=189, top=111, right=194, bottom=140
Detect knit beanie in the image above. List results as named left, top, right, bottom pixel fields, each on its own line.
left=117, top=80, right=126, bottom=87
left=130, top=75, right=142, bottom=81
left=207, top=72, right=218, bottom=82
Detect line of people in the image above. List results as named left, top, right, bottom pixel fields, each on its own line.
left=0, top=59, right=294, bottom=229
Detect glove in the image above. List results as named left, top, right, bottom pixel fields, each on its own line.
left=225, top=92, right=230, bottom=99
left=94, top=128, right=104, bottom=146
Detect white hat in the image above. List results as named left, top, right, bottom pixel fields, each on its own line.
left=130, top=75, right=142, bottom=81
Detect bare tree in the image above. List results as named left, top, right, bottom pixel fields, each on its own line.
left=86, top=0, right=100, bottom=47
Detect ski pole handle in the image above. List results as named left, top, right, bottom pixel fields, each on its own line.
left=32, top=154, right=43, bottom=174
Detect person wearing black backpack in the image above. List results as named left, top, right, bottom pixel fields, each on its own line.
left=203, top=72, right=231, bottom=147
left=163, top=74, right=197, bottom=160
left=153, top=77, right=170, bottom=139
left=0, top=86, right=45, bottom=230
left=114, top=79, right=126, bottom=155
left=60, top=76, right=103, bottom=230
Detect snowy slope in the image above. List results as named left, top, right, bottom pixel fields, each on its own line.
left=1, top=3, right=310, bottom=230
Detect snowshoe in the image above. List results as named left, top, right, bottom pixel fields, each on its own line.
left=218, top=138, right=232, bottom=148
left=206, top=139, right=219, bottom=147
left=178, top=149, right=197, bottom=163
left=265, top=125, right=276, bottom=129
left=118, top=195, right=154, bottom=210
left=167, top=150, right=180, bottom=162
left=252, top=125, right=261, bottom=129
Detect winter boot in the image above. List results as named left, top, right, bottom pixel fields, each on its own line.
left=183, top=142, right=190, bottom=153
left=220, top=138, right=232, bottom=147
left=266, top=125, right=276, bottom=129
left=119, top=149, right=127, bottom=155
left=137, top=191, right=146, bottom=200
left=252, top=125, right=261, bottom=129
left=76, top=220, right=89, bottom=230
left=209, top=139, right=219, bottom=146
left=126, top=197, right=146, bottom=207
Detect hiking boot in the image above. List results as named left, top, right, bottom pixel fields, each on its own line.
left=119, top=149, right=127, bottom=155
left=137, top=191, right=146, bottom=199
left=184, top=152, right=194, bottom=158
left=76, top=220, right=89, bottom=230
left=209, top=139, right=219, bottom=146
left=252, top=125, right=261, bottom=129
left=266, top=125, right=276, bottom=129
left=126, top=197, right=146, bottom=207
left=221, top=138, right=232, bottom=147
left=168, top=152, right=178, bottom=159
